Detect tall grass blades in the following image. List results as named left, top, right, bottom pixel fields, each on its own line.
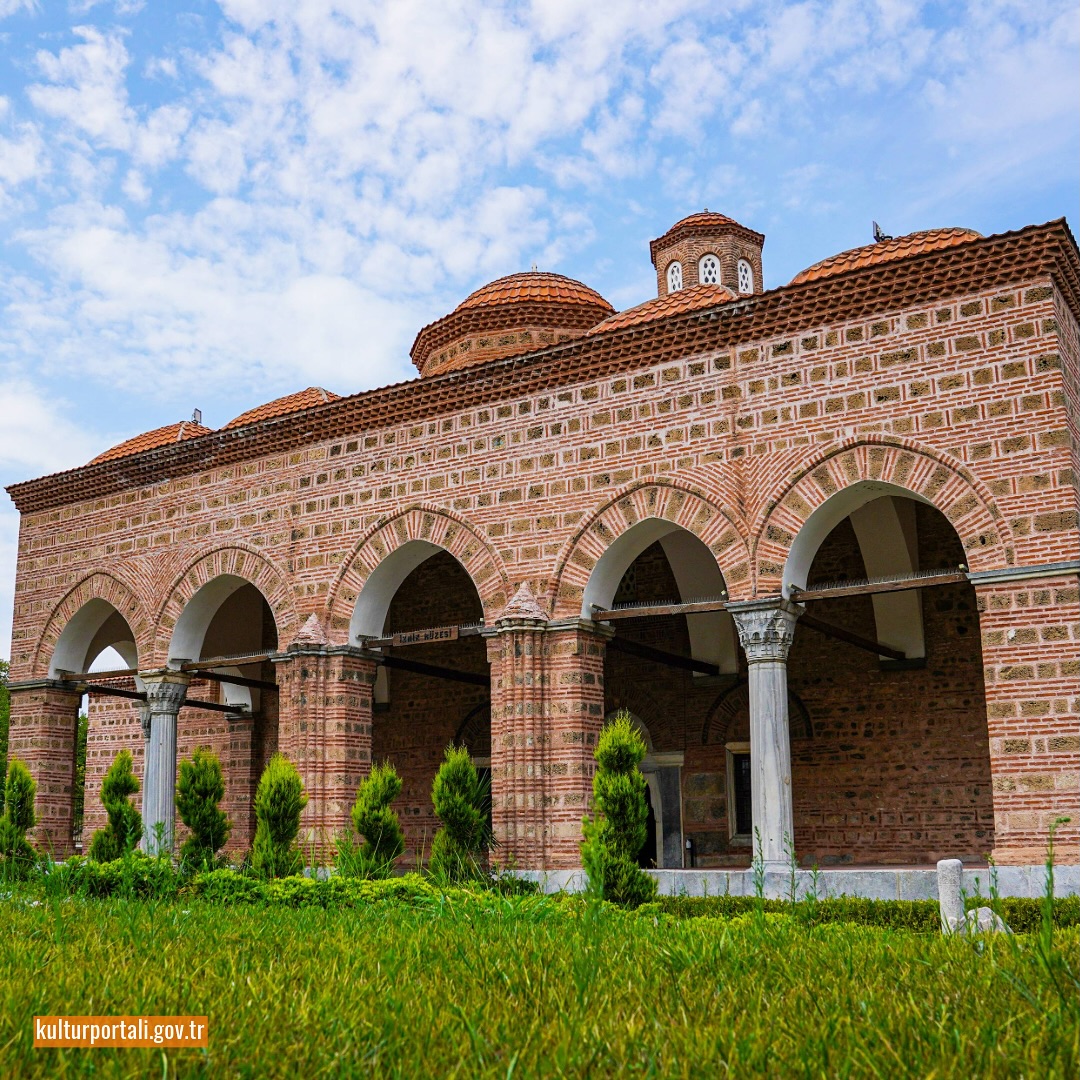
left=87, top=750, right=143, bottom=863
left=251, top=754, right=308, bottom=879
left=0, top=889, right=1076, bottom=1078
left=175, top=747, right=231, bottom=871
left=580, top=711, right=657, bottom=907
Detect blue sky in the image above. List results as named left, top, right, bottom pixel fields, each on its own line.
left=1, top=0, right=1078, bottom=657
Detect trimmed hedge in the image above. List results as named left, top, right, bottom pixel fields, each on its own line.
left=982, top=895, right=1080, bottom=934
left=651, top=895, right=938, bottom=931
left=47, top=853, right=178, bottom=899
left=650, top=893, right=1080, bottom=933
left=187, top=870, right=438, bottom=908
left=28, top=858, right=1080, bottom=932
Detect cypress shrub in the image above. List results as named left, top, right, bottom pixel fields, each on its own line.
left=251, top=754, right=307, bottom=879
left=0, top=757, right=37, bottom=868
left=580, top=711, right=657, bottom=907
left=430, top=745, right=490, bottom=883
left=340, top=761, right=404, bottom=878
left=176, top=748, right=231, bottom=870
left=88, top=749, right=143, bottom=862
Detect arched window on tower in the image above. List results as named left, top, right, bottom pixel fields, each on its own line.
left=698, top=253, right=720, bottom=285
left=737, top=258, right=754, bottom=294
left=666, top=261, right=683, bottom=292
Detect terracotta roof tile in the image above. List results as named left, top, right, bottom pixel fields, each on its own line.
left=588, top=284, right=736, bottom=335
left=667, top=210, right=742, bottom=232
left=790, top=227, right=981, bottom=285
left=410, top=271, right=613, bottom=375
left=11, top=220, right=1076, bottom=515
left=88, top=420, right=214, bottom=465
left=223, top=387, right=341, bottom=430
left=455, top=272, right=612, bottom=313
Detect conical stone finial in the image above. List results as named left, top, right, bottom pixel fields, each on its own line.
left=293, top=613, right=327, bottom=647
left=497, top=582, right=548, bottom=623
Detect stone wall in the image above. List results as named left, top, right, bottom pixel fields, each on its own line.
left=7, top=262, right=1078, bottom=865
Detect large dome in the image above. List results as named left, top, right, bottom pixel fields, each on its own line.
left=88, top=419, right=213, bottom=465
left=410, top=271, right=613, bottom=377
left=224, top=387, right=341, bottom=430
left=790, top=227, right=981, bottom=285
left=456, top=272, right=611, bottom=312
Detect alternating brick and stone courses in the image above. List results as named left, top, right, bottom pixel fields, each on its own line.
left=5, top=212, right=1078, bottom=873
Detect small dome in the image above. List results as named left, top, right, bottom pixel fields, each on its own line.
left=224, top=387, right=341, bottom=430
left=588, top=284, right=737, bottom=336
left=790, top=227, right=981, bottom=286
left=411, top=270, right=613, bottom=377
left=667, top=210, right=744, bottom=233
left=455, top=271, right=611, bottom=313
left=89, top=420, right=213, bottom=465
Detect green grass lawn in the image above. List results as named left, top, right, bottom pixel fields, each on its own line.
left=1, top=888, right=1076, bottom=1078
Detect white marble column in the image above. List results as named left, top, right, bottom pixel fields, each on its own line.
left=140, top=673, right=189, bottom=855
left=729, top=598, right=803, bottom=868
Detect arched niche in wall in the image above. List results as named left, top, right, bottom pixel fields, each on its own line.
left=168, top=574, right=278, bottom=712
left=350, top=539, right=445, bottom=641
left=582, top=517, right=737, bottom=673
left=784, top=482, right=933, bottom=660
left=50, top=598, right=142, bottom=688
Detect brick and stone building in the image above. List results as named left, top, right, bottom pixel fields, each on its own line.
left=5, top=211, right=1079, bottom=876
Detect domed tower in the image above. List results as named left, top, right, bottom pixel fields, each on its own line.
left=649, top=211, right=765, bottom=299
left=410, top=271, right=614, bottom=377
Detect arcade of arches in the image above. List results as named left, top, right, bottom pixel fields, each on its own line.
left=7, top=493, right=1008, bottom=871
left=5, top=211, right=1078, bottom=872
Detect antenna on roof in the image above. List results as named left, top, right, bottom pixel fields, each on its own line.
left=192, top=408, right=202, bottom=424
left=873, top=221, right=893, bottom=243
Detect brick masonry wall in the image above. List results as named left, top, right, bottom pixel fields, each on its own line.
left=608, top=511, right=994, bottom=868
left=369, top=550, right=489, bottom=863
left=8, top=271, right=1079, bottom=865
left=653, top=233, right=764, bottom=297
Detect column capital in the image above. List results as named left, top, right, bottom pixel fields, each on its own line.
left=139, top=671, right=189, bottom=713
left=728, top=598, right=804, bottom=663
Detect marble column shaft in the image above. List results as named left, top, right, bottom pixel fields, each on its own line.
left=730, top=599, right=803, bottom=867
left=140, top=673, right=189, bottom=855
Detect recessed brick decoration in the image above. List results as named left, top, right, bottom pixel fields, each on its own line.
left=5, top=214, right=1079, bottom=868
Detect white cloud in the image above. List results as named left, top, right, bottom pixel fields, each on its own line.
left=0, top=0, right=36, bottom=17
left=0, top=0, right=1077, bottom=658
left=29, top=26, right=134, bottom=150
left=0, top=377, right=106, bottom=475
left=0, top=117, right=47, bottom=190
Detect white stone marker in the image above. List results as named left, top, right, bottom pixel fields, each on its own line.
left=937, top=857, right=1011, bottom=936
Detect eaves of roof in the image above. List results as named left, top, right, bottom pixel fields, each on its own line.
left=7, top=219, right=1078, bottom=516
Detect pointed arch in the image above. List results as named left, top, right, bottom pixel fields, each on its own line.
left=151, top=545, right=298, bottom=665
left=34, top=572, right=151, bottom=679
left=753, top=438, right=1012, bottom=595
left=604, top=679, right=668, bottom=748
left=703, top=679, right=813, bottom=744
left=327, top=505, right=510, bottom=644
left=550, top=480, right=751, bottom=618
